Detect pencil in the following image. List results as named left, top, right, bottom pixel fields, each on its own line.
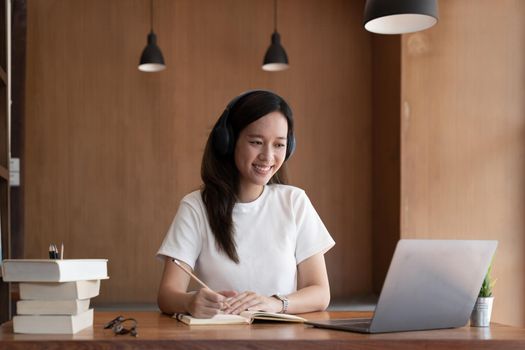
left=61, top=242, right=64, bottom=260
left=172, top=258, right=211, bottom=290
left=171, top=258, right=232, bottom=309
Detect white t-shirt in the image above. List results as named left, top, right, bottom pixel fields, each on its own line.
left=157, top=184, right=335, bottom=296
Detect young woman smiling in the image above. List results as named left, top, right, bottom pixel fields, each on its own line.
left=157, top=90, right=335, bottom=318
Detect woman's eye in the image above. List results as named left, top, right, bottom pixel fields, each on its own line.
left=275, top=143, right=286, bottom=148
left=249, top=140, right=263, bottom=145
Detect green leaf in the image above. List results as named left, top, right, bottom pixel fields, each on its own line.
left=479, top=262, right=496, bottom=297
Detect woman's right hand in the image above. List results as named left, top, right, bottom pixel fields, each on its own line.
left=187, top=289, right=237, bottom=318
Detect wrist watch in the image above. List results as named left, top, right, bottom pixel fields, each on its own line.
left=272, top=294, right=289, bottom=314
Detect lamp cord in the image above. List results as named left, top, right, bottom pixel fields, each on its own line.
left=150, top=0, right=153, bottom=32
left=274, top=0, right=277, bottom=32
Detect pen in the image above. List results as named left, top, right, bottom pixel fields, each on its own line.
left=171, top=258, right=232, bottom=309
left=49, top=244, right=59, bottom=259
left=61, top=242, right=64, bottom=260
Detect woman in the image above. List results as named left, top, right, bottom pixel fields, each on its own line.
left=157, top=90, right=335, bottom=318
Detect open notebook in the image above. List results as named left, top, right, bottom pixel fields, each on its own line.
left=174, top=310, right=306, bottom=325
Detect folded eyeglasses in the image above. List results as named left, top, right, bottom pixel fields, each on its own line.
left=104, top=315, right=138, bottom=337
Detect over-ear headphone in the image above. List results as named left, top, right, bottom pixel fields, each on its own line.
left=211, top=90, right=296, bottom=160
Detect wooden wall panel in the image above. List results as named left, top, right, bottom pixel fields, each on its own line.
left=371, top=35, right=400, bottom=293
left=24, top=0, right=372, bottom=304
left=401, top=0, right=525, bottom=326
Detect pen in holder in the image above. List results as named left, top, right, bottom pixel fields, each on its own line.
left=48, top=243, right=60, bottom=259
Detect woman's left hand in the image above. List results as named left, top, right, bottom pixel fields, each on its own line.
left=223, top=291, right=282, bottom=314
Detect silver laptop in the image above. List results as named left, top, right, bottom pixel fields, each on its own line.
left=307, top=239, right=497, bottom=333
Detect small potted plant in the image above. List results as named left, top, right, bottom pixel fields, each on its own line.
left=470, top=263, right=496, bottom=327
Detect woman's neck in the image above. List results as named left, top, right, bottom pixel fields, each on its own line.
left=237, top=183, right=264, bottom=203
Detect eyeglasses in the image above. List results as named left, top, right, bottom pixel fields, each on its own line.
left=104, top=315, right=138, bottom=337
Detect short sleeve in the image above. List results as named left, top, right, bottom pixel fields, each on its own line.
left=294, top=190, right=335, bottom=264
left=156, top=199, right=203, bottom=269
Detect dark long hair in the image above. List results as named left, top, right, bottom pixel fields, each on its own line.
left=201, top=91, right=294, bottom=263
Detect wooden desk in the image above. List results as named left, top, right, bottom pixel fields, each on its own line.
left=1, top=311, right=524, bottom=349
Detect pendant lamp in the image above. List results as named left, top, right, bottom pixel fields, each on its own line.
left=363, top=0, right=438, bottom=35
left=139, top=0, right=166, bottom=72
left=262, top=0, right=289, bottom=72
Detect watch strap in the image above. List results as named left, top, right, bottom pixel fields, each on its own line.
left=272, top=294, right=289, bottom=314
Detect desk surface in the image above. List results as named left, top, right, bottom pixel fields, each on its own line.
left=1, top=311, right=525, bottom=350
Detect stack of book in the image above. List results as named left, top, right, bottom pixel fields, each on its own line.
left=1, top=259, right=108, bottom=334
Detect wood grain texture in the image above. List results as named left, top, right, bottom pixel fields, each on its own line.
left=23, top=0, right=373, bottom=303
left=0, top=0, right=11, bottom=324
left=401, top=0, right=525, bottom=326
left=11, top=0, right=28, bottom=261
left=371, top=35, right=401, bottom=293
left=1, top=311, right=525, bottom=350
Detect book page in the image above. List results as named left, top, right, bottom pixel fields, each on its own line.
left=174, top=313, right=250, bottom=325
left=239, top=310, right=306, bottom=322
left=174, top=311, right=306, bottom=325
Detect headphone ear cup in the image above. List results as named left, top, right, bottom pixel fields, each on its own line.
left=212, top=125, right=231, bottom=156
left=285, top=134, right=296, bottom=160
left=212, top=110, right=235, bottom=156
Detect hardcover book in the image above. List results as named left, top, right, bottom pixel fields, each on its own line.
left=174, top=310, right=306, bottom=325
left=1, top=259, right=108, bottom=282
left=19, top=280, right=101, bottom=300
left=16, top=299, right=90, bottom=315
left=13, top=308, right=94, bottom=334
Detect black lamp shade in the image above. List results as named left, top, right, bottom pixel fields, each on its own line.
left=138, top=32, right=166, bottom=72
left=262, top=32, right=289, bottom=72
left=364, top=0, right=438, bottom=34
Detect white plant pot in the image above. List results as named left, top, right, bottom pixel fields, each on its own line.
left=470, top=297, right=494, bottom=327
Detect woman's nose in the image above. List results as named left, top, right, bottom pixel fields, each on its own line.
left=258, top=145, right=272, bottom=160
